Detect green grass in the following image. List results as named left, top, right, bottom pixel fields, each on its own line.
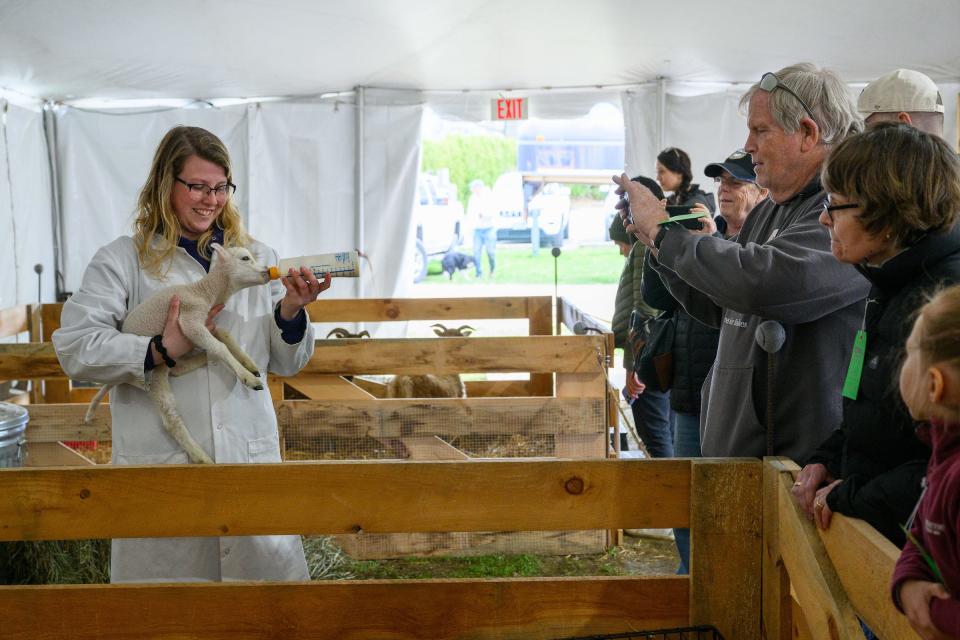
left=347, top=554, right=544, bottom=580
left=424, top=245, right=624, bottom=285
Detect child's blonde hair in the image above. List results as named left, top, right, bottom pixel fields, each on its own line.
left=916, top=284, right=960, bottom=371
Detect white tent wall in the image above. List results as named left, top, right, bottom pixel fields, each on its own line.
left=622, top=85, right=660, bottom=180
left=427, top=89, right=625, bottom=121
left=942, top=82, right=959, bottom=150
left=55, top=105, right=249, bottom=295
left=247, top=94, right=423, bottom=337
left=0, top=101, right=54, bottom=309
left=662, top=86, right=753, bottom=190
left=357, top=91, right=424, bottom=337
left=247, top=101, right=357, bottom=294
left=52, top=94, right=422, bottom=336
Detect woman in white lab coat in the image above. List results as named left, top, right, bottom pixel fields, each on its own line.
left=53, top=126, right=330, bottom=582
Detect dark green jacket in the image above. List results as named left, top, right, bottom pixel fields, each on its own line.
left=612, top=242, right=658, bottom=370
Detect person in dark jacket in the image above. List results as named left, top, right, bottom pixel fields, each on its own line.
left=611, top=176, right=672, bottom=456
left=792, top=123, right=960, bottom=548
left=630, top=148, right=714, bottom=460
left=654, top=147, right=716, bottom=214
left=645, top=146, right=716, bottom=449
left=643, top=149, right=767, bottom=574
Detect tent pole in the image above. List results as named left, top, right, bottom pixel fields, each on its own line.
left=41, top=103, right=66, bottom=301
left=656, top=76, right=666, bottom=151
left=355, top=86, right=365, bottom=304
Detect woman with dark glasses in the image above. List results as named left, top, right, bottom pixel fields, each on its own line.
left=792, top=123, right=960, bottom=550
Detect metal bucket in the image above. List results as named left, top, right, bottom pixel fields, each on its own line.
left=0, top=402, right=28, bottom=468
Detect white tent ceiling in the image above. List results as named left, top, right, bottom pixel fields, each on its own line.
left=0, top=0, right=958, bottom=314
left=1, top=0, right=958, bottom=102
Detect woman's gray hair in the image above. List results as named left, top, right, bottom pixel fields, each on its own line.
left=740, top=63, right=864, bottom=145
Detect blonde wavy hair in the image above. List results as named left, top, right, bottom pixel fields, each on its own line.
left=134, top=126, right=250, bottom=277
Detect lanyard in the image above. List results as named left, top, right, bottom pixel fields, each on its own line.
left=842, top=298, right=875, bottom=401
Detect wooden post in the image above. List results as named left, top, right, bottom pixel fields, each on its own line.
left=689, top=458, right=762, bottom=640
left=40, top=303, right=70, bottom=403
left=527, top=296, right=553, bottom=396
left=762, top=458, right=794, bottom=640
left=775, top=469, right=865, bottom=640
left=27, top=303, right=44, bottom=403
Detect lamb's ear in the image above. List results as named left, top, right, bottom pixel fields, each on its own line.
left=210, top=242, right=229, bottom=267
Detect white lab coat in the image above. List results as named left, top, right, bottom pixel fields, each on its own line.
left=53, top=235, right=314, bottom=583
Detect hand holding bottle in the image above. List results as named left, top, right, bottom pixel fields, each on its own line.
left=278, top=267, right=331, bottom=320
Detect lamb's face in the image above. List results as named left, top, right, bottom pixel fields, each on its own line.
left=211, top=244, right=271, bottom=289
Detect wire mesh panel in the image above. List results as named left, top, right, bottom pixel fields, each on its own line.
left=281, top=393, right=610, bottom=560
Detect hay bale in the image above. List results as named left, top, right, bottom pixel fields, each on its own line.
left=0, top=540, right=109, bottom=584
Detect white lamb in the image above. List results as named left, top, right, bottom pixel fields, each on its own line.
left=85, top=243, right=270, bottom=463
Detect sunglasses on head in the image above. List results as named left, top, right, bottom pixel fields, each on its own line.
left=759, top=72, right=817, bottom=123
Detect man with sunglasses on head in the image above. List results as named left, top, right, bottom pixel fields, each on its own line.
left=614, top=63, right=870, bottom=466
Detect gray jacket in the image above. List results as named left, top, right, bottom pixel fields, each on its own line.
left=650, top=177, right=870, bottom=461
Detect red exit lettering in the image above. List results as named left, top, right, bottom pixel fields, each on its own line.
left=492, top=98, right=526, bottom=120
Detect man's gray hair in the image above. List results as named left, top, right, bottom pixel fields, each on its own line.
left=740, top=63, right=864, bottom=145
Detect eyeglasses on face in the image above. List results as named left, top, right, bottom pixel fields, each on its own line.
left=175, top=177, right=237, bottom=200
left=713, top=175, right=751, bottom=188
left=759, top=72, right=817, bottom=123
left=823, top=199, right=859, bottom=223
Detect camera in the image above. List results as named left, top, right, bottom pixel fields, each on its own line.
left=665, top=204, right=705, bottom=231
left=619, top=193, right=632, bottom=226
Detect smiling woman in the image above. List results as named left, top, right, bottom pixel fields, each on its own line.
left=172, top=157, right=236, bottom=241
left=52, top=125, right=332, bottom=584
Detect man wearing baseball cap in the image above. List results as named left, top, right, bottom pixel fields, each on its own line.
left=703, top=149, right=768, bottom=238
left=858, top=68, right=945, bottom=137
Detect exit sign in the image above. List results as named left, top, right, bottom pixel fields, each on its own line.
left=491, top=97, right=528, bottom=120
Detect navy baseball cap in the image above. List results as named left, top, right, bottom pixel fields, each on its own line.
left=704, top=149, right=756, bottom=182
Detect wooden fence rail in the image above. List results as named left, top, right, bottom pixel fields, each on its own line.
left=0, top=458, right=761, bottom=640
left=763, top=458, right=920, bottom=640
left=0, top=334, right=606, bottom=380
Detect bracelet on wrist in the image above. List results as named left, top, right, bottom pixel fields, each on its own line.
left=151, top=334, right=177, bottom=368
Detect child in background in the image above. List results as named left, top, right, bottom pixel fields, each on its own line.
left=892, top=284, right=960, bottom=639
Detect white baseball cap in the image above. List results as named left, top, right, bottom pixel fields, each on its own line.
left=858, top=69, right=944, bottom=117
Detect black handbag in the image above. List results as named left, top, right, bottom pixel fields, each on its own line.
left=636, top=311, right=676, bottom=392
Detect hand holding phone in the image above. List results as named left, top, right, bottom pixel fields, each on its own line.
left=665, top=204, right=706, bottom=231
left=620, top=194, right=633, bottom=226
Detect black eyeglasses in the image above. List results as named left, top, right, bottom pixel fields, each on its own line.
left=759, top=72, right=817, bottom=123
left=823, top=200, right=859, bottom=223
left=175, top=177, right=237, bottom=200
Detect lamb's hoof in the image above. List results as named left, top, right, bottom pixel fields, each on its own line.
left=252, top=370, right=261, bottom=377
left=187, top=449, right=214, bottom=464
left=240, top=373, right=262, bottom=390
left=254, top=384, right=264, bottom=391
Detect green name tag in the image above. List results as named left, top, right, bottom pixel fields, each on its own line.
left=842, top=329, right=867, bottom=400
